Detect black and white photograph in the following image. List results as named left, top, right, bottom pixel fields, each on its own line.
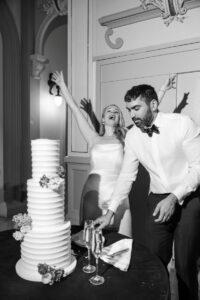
left=0, top=1, right=200, bottom=299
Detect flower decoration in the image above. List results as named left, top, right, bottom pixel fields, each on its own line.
left=38, top=263, right=66, bottom=285
left=12, top=213, right=32, bottom=242
left=47, top=176, right=64, bottom=191
left=39, top=166, right=65, bottom=192
left=39, top=175, right=50, bottom=188
left=56, top=166, right=65, bottom=178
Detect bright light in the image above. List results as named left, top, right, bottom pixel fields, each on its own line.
left=54, top=96, right=63, bottom=107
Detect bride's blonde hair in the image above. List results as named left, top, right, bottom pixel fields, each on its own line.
left=99, top=104, right=127, bottom=144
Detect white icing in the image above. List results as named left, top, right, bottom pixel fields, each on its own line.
left=31, top=139, right=60, bottom=179
left=16, top=139, right=74, bottom=282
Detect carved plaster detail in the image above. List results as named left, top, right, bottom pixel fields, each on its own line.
left=99, top=0, right=200, bottom=49
left=140, top=0, right=187, bottom=26
left=39, top=0, right=67, bottom=16
left=30, top=54, right=48, bottom=79
left=105, top=28, right=124, bottom=49
left=31, top=0, right=67, bottom=79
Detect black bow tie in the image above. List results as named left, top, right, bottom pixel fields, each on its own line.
left=142, top=124, right=160, bottom=137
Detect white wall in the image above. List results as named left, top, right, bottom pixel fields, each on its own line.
left=66, top=1, right=200, bottom=224
left=93, top=0, right=200, bottom=57
left=0, top=34, right=4, bottom=203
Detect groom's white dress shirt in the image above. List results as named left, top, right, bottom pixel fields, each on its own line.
left=109, top=112, right=200, bottom=212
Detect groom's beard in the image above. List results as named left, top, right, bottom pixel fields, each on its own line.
left=132, top=110, right=154, bottom=130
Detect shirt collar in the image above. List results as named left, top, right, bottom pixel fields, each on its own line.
left=153, top=111, right=163, bottom=128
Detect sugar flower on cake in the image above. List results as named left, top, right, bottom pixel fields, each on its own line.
left=39, top=166, right=65, bottom=192
left=13, top=230, right=24, bottom=241
left=39, top=175, right=50, bottom=188
left=12, top=213, right=32, bottom=241
left=38, top=263, right=66, bottom=285
left=48, top=176, right=64, bottom=191
left=56, top=166, right=65, bottom=178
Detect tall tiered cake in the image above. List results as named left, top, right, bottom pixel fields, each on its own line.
left=15, top=139, right=76, bottom=282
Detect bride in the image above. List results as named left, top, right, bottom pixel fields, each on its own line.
left=52, top=71, right=175, bottom=238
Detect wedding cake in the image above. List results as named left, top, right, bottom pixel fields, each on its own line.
left=15, top=139, right=76, bottom=282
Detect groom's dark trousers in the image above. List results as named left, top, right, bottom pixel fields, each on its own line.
left=146, top=189, right=200, bottom=300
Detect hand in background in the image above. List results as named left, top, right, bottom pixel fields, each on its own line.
left=162, top=74, right=176, bottom=91
left=80, top=98, right=93, bottom=115
left=80, top=98, right=100, bottom=133
left=173, top=92, right=189, bottom=113
left=158, top=74, right=177, bottom=104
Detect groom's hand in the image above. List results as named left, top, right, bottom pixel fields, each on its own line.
left=153, top=193, right=178, bottom=223
left=94, top=210, right=114, bottom=230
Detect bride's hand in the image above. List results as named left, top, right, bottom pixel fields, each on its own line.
left=52, top=71, right=72, bottom=100
left=52, top=70, right=65, bottom=87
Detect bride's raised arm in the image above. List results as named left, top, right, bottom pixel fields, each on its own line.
left=52, top=71, right=98, bottom=147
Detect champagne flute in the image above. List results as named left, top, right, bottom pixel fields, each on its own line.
left=89, top=228, right=105, bottom=285
left=82, top=220, right=96, bottom=273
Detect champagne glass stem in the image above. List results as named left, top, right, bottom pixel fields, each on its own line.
left=95, top=258, right=99, bottom=277
left=88, top=248, right=91, bottom=265
left=89, top=256, right=104, bottom=285
left=82, top=221, right=96, bottom=274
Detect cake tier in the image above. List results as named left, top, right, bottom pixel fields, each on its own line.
left=16, top=256, right=76, bottom=282
left=19, top=222, right=71, bottom=272
left=16, top=221, right=76, bottom=282
left=27, top=179, right=65, bottom=226
left=31, top=139, right=60, bottom=179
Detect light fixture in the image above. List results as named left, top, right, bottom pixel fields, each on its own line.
left=54, top=85, right=63, bottom=106
left=47, top=73, right=63, bottom=106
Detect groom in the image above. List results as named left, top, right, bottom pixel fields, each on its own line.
left=94, top=84, right=200, bottom=300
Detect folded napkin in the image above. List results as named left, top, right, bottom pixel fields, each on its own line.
left=100, top=239, right=133, bottom=271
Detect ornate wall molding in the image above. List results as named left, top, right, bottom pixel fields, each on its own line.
left=39, top=0, right=67, bottom=15
left=31, top=0, right=67, bottom=79
left=99, top=0, right=200, bottom=49
left=141, top=0, right=187, bottom=26
left=30, top=53, right=49, bottom=80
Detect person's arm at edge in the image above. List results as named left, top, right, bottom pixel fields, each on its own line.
left=52, top=71, right=98, bottom=146
left=171, top=116, right=200, bottom=204
left=158, top=74, right=176, bottom=104
left=152, top=116, right=200, bottom=223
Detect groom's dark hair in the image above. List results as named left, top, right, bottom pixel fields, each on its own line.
left=124, top=84, right=158, bottom=104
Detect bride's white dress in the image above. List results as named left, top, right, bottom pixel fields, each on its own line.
left=81, top=136, right=132, bottom=237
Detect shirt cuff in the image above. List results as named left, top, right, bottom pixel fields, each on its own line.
left=172, top=185, right=189, bottom=205
left=109, top=201, right=119, bottom=214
